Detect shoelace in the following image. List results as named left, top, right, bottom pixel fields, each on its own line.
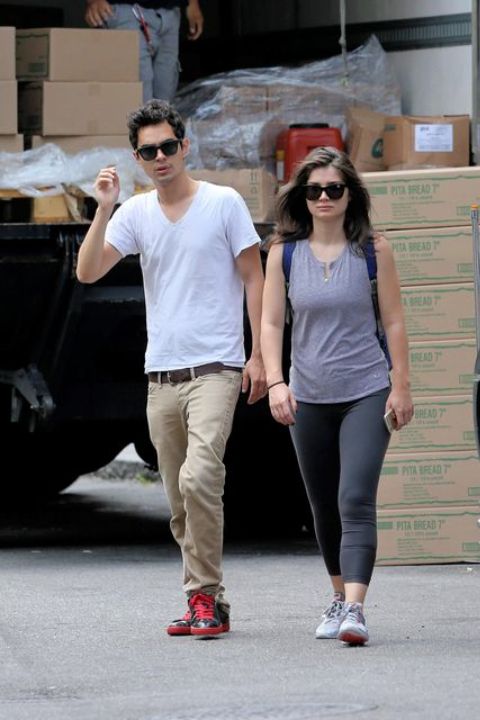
left=344, top=604, right=365, bottom=625
left=190, top=593, right=215, bottom=620
left=323, top=600, right=344, bottom=619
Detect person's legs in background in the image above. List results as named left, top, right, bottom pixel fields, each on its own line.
left=102, top=4, right=154, bottom=102
left=151, top=7, right=181, bottom=101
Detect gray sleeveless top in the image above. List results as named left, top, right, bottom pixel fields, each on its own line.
left=288, top=239, right=390, bottom=403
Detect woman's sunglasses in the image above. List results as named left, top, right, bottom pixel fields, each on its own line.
left=303, top=183, right=347, bottom=201
left=136, top=139, right=182, bottom=161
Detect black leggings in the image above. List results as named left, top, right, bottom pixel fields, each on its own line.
left=290, top=387, right=391, bottom=585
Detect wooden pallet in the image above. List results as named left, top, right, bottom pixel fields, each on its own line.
left=0, top=184, right=154, bottom=223
left=0, top=188, right=84, bottom=223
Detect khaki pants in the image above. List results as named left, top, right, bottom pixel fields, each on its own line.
left=147, top=371, right=242, bottom=607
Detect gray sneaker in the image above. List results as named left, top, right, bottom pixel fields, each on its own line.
left=337, top=602, right=369, bottom=645
left=315, top=596, right=345, bottom=639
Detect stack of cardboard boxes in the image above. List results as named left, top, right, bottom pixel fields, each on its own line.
left=0, top=27, right=22, bottom=153
left=8, top=27, right=143, bottom=221
left=362, top=166, right=480, bottom=565
left=16, top=28, right=142, bottom=152
left=186, top=74, right=399, bottom=223
left=187, top=84, right=278, bottom=223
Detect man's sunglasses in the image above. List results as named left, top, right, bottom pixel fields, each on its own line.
left=303, top=183, right=347, bottom=201
left=136, top=139, right=182, bottom=161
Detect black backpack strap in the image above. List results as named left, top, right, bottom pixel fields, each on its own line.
left=282, top=241, right=296, bottom=325
left=364, top=237, right=392, bottom=370
left=282, top=241, right=296, bottom=283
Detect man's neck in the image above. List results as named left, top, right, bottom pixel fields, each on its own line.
left=155, top=172, right=196, bottom=206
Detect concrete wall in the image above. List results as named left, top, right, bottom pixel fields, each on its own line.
left=390, top=46, right=471, bottom=115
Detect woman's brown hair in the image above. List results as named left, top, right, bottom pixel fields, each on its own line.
left=275, top=146, right=372, bottom=249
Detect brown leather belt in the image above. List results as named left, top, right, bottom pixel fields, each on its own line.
left=148, top=362, right=242, bottom=384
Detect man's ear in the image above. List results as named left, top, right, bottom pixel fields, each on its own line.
left=182, top=137, right=190, bottom=158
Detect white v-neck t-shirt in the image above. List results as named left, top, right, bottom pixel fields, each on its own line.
left=105, top=181, right=260, bottom=372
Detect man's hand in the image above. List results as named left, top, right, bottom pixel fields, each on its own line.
left=94, top=166, right=120, bottom=209
left=242, top=355, right=267, bottom=405
left=186, top=0, right=204, bottom=40
left=85, top=0, right=114, bottom=28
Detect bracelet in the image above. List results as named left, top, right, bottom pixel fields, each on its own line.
left=267, top=380, right=286, bottom=390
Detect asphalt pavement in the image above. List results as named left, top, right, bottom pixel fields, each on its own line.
left=0, top=471, right=479, bottom=720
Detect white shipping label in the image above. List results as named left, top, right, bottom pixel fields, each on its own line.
left=414, top=124, right=453, bottom=152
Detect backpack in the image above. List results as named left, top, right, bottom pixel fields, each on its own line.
left=281, top=238, right=392, bottom=370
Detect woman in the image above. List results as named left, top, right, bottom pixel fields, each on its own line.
left=261, top=147, right=413, bottom=646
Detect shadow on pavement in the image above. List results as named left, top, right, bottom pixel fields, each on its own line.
left=0, top=476, right=173, bottom=548
left=0, top=474, right=317, bottom=554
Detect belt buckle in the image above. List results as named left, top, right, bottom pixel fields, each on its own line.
left=165, top=368, right=196, bottom=384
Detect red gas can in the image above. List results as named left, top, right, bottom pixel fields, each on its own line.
left=276, top=123, right=344, bottom=183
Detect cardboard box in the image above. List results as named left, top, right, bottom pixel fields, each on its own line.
left=216, top=85, right=268, bottom=119
left=378, top=451, right=480, bottom=508
left=401, top=283, right=474, bottom=340
left=0, top=27, right=15, bottom=80
left=187, top=118, right=274, bottom=170
left=0, top=81, right=17, bottom=134
left=0, top=135, right=23, bottom=153
left=388, top=395, right=476, bottom=453
left=376, top=506, right=480, bottom=565
left=31, top=134, right=131, bottom=153
left=363, top=166, right=480, bottom=230
left=386, top=226, right=473, bottom=285
left=409, top=339, right=476, bottom=396
left=383, top=114, right=470, bottom=170
left=346, top=106, right=386, bottom=172
left=267, top=83, right=347, bottom=118
left=18, top=81, right=143, bottom=135
left=16, top=28, right=139, bottom=82
left=190, top=168, right=277, bottom=223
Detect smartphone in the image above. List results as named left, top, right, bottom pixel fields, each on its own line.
left=384, top=408, right=397, bottom=433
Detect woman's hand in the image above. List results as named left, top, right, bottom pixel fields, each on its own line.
left=385, top=387, right=414, bottom=430
left=268, top=383, right=297, bottom=425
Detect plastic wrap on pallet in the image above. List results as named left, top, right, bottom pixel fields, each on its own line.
left=0, top=144, right=149, bottom=203
left=175, top=34, right=401, bottom=171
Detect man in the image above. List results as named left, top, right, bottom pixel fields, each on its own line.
left=84, top=0, right=204, bottom=101
left=76, top=99, right=266, bottom=636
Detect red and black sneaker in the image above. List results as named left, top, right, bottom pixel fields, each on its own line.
left=166, top=609, right=192, bottom=636
left=189, top=593, right=230, bottom=636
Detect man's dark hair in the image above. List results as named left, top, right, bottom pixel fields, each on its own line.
left=127, top=99, right=186, bottom=149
